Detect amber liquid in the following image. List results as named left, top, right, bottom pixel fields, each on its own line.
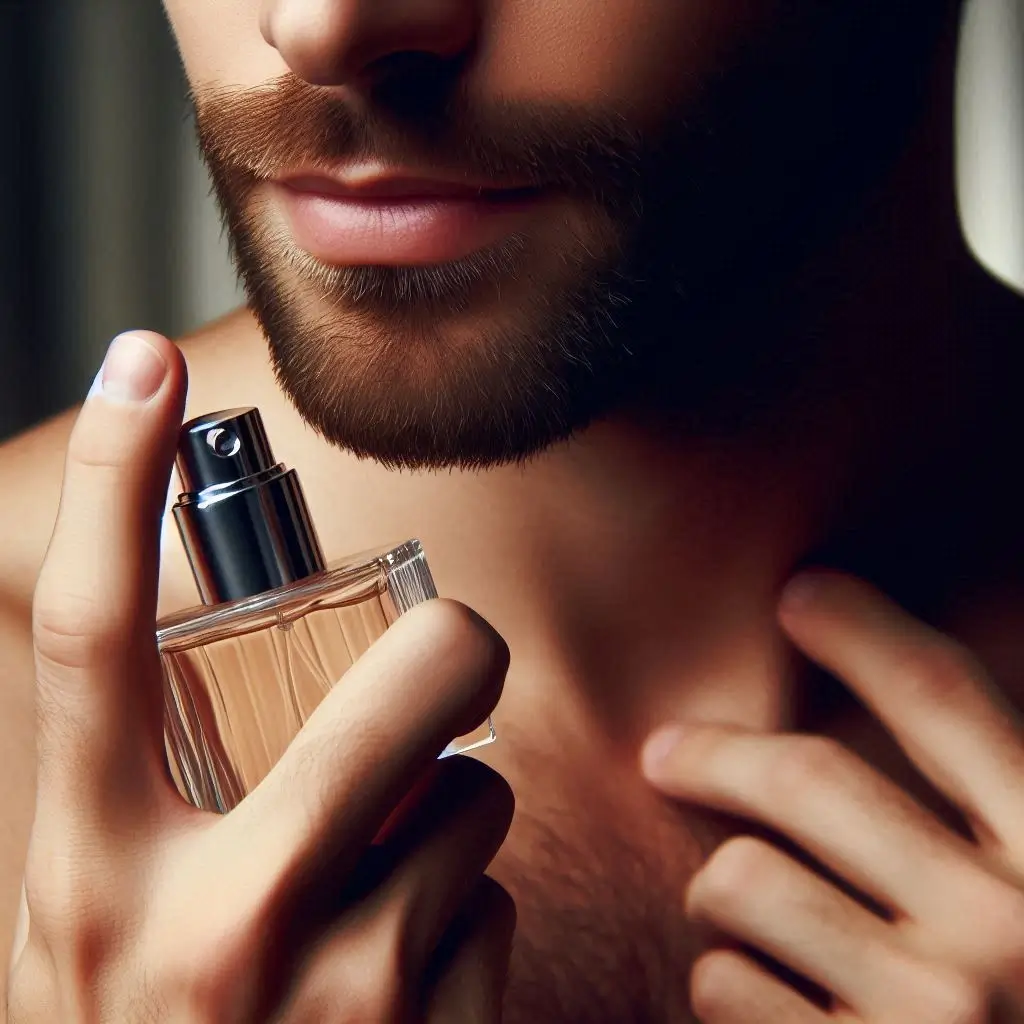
left=162, top=597, right=394, bottom=811
left=158, top=546, right=494, bottom=813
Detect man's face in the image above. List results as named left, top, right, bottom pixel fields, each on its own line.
left=164, top=0, right=946, bottom=469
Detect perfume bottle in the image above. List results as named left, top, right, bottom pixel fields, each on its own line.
left=157, top=407, right=495, bottom=813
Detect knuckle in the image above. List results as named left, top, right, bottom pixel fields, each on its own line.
left=688, top=836, right=777, bottom=917
left=961, top=875, right=1024, bottom=973
left=16, top=887, right=123, bottom=1014
left=907, top=965, right=989, bottom=1024
left=689, top=949, right=748, bottom=1018
left=302, top=919, right=409, bottom=1024
left=894, top=638, right=982, bottom=702
left=23, top=852, right=109, bottom=942
left=32, top=585, right=122, bottom=674
left=149, top=921, right=261, bottom=1020
left=765, top=735, right=847, bottom=802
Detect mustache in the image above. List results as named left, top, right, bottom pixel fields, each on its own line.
left=191, top=73, right=645, bottom=203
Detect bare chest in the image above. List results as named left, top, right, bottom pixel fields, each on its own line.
left=487, top=681, right=1000, bottom=1024
left=489, top=758, right=741, bottom=1024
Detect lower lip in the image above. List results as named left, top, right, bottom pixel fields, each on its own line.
left=272, top=183, right=544, bottom=266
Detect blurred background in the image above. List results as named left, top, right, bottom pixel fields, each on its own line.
left=0, top=0, right=1022, bottom=442
left=0, top=0, right=244, bottom=441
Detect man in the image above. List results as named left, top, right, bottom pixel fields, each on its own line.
left=3, top=0, right=1024, bottom=1020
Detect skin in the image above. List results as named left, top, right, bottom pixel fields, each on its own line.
left=6, top=340, right=516, bottom=1022
left=4, top=0, right=1024, bottom=1020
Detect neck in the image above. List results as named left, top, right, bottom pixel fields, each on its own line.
left=432, top=37, right=994, bottom=739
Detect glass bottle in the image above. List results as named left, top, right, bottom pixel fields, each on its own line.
left=156, top=408, right=494, bottom=813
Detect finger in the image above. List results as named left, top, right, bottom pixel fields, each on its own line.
left=424, top=877, right=516, bottom=1023
left=778, top=571, right=1024, bottom=851
left=363, top=756, right=514, bottom=980
left=224, top=599, right=509, bottom=888
left=642, top=722, right=979, bottom=923
left=32, top=333, right=187, bottom=820
left=686, top=836, right=944, bottom=1020
left=689, top=949, right=831, bottom=1024
left=275, top=778, right=513, bottom=1024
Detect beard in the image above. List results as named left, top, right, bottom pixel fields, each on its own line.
left=191, top=10, right=946, bottom=470
left=195, top=76, right=682, bottom=470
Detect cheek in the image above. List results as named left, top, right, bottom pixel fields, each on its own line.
left=480, top=0, right=781, bottom=124
left=163, top=0, right=289, bottom=87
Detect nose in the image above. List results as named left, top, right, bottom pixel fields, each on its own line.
left=260, top=0, right=478, bottom=88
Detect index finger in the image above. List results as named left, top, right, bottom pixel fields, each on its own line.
left=32, top=332, right=187, bottom=823
left=778, top=570, right=1024, bottom=849
left=224, top=599, right=509, bottom=884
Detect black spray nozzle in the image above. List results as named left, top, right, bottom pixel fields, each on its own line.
left=176, top=407, right=277, bottom=494
left=172, top=406, right=326, bottom=605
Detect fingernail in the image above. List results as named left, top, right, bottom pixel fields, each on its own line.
left=641, top=726, right=685, bottom=778
left=92, top=334, right=167, bottom=403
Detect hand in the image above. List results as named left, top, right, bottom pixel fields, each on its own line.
left=8, top=333, right=515, bottom=1023
left=642, top=570, right=1024, bottom=1023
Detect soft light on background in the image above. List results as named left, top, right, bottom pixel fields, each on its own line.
left=0, top=0, right=1021, bottom=441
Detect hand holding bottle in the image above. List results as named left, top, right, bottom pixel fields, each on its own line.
left=8, top=333, right=515, bottom=1022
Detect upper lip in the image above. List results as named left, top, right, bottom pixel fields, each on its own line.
left=276, top=166, right=536, bottom=200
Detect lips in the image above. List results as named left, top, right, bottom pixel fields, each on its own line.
left=270, top=168, right=546, bottom=267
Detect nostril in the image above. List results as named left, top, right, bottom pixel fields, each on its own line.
left=366, top=50, right=458, bottom=81
left=365, top=51, right=466, bottom=114
left=259, top=0, right=478, bottom=92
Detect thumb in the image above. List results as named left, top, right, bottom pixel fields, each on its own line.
left=32, top=332, right=187, bottom=823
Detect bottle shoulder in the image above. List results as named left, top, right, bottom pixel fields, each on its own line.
left=157, top=539, right=430, bottom=652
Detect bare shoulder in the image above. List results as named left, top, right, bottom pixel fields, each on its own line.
left=0, top=409, right=77, bottom=609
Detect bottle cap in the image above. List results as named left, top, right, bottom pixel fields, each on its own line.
left=173, top=407, right=326, bottom=604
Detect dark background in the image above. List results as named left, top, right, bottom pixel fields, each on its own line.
left=0, top=0, right=242, bottom=441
